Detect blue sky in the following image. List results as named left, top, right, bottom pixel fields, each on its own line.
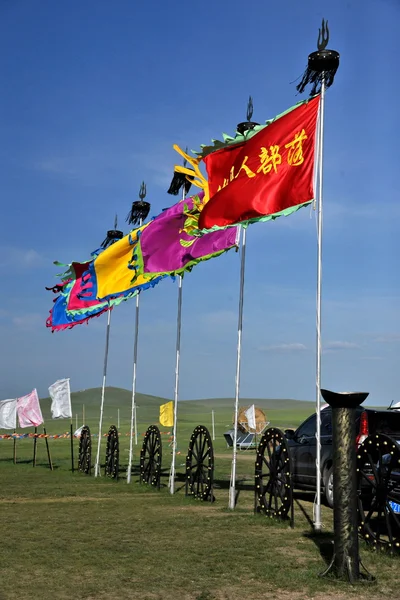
left=0, top=0, right=398, bottom=406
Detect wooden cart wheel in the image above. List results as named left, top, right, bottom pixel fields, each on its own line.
left=140, top=425, right=162, bottom=488
left=78, top=425, right=91, bottom=475
left=357, top=433, right=400, bottom=553
left=255, top=427, right=292, bottom=519
left=104, top=425, right=119, bottom=479
left=186, top=425, right=215, bottom=501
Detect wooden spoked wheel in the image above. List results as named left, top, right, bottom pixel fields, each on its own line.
left=78, top=425, right=91, bottom=475
left=357, top=434, right=400, bottom=553
left=104, top=425, right=119, bottom=479
left=255, top=427, right=292, bottom=519
left=186, top=425, right=214, bottom=501
left=140, top=425, right=162, bottom=488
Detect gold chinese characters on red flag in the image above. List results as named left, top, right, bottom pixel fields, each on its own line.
left=198, top=95, right=320, bottom=230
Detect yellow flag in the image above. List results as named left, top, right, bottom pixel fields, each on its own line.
left=159, top=401, right=174, bottom=427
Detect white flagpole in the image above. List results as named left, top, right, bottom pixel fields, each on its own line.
left=127, top=287, right=141, bottom=483
left=229, top=226, right=246, bottom=510
left=134, top=403, right=138, bottom=445
left=169, top=274, right=183, bottom=494
left=94, top=306, right=112, bottom=477
left=169, top=187, right=186, bottom=494
left=212, top=409, right=215, bottom=441
left=117, top=408, right=120, bottom=430
left=314, top=78, right=326, bottom=531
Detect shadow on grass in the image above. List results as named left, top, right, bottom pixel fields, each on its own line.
left=303, top=530, right=334, bottom=566
left=0, top=457, right=60, bottom=470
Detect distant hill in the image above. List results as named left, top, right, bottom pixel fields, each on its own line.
left=40, top=386, right=315, bottom=412
left=35, top=387, right=316, bottom=431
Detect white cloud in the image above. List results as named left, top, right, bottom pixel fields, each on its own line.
left=12, top=313, right=42, bottom=331
left=258, top=343, right=307, bottom=353
left=0, top=246, right=45, bottom=269
left=374, top=333, right=400, bottom=343
left=324, top=341, right=360, bottom=351
left=34, top=158, right=78, bottom=177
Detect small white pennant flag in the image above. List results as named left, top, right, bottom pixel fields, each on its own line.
left=49, top=378, right=72, bottom=419
left=17, top=389, right=44, bottom=428
left=0, top=398, right=17, bottom=429
left=244, top=404, right=256, bottom=431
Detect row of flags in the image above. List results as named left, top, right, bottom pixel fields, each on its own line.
left=47, top=193, right=239, bottom=331
left=46, top=95, right=319, bottom=330
left=0, top=379, right=72, bottom=430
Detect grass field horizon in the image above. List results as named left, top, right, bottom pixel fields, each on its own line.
left=1, top=387, right=399, bottom=599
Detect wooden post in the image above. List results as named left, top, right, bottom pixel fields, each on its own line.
left=33, top=427, right=38, bottom=467
left=13, top=429, right=17, bottom=464
left=70, top=423, right=74, bottom=472
left=43, top=427, right=53, bottom=471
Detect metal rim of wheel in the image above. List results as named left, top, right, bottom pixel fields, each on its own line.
left=140, top=425, right=162, bottom=487
left=78, top=425, right=91, bottom=475
left=186, top=425, right=214, bottom=501
left=357, top=433, right=400, bottom=553
left=255, top=427, right=292, bottom=519
left=104, top=425, right=119, bottom=479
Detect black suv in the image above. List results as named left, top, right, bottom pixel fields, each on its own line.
left=284, top=406, right=400, bottom=507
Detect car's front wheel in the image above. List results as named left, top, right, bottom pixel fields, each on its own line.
left=324, top=466, right=334, bottom=508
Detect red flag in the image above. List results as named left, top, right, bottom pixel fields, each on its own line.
left=198, top=95, right=320, bottom=230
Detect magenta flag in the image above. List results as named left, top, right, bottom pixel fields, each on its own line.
left=138, top=192, right=239, bottom=277
left=17, top=389, right=44, bottom=428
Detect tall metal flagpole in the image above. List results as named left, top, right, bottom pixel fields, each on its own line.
left=229, top=226, right=246, bottom=509
left=166, top=151, right=195, bottom=494
left=94, top=306, right=112, bottom=477
left=169, top=272, right=183, bottom=494
left=169, top=186, right=186, bottom=494
left=228, top=98, right=258, bottom=510
left=94, top=217, right=123, bottom=478
left=295, top=18, right=340, bottom=532
left=314, top=76, right=326, bottom=531
left=126, top=182, right=150, bottom=484
left=127, top=289, right=140, bottom=483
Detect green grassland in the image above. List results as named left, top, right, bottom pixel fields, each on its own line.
left=0, top=388, right=398, bottom=600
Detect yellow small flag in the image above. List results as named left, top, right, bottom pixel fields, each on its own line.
left=159, top=401, right=174, bottom=427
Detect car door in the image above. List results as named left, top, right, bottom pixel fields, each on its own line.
left=291, top=410, right=333, bottom=486
left=291, top=414, right=317, bottom=485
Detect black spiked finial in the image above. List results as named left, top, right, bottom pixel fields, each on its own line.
left=167, top=147, right=194, bottom=196
left=237, top=95, right=259, bottom=136
left=126, top=181, right=151, bottom=226
left=101, top=213, right=124, bottom=249
left=317, top=18, right=329, bottom=51
left=246, top=96, right=254, bottom=122
left=296, top=18, right=340, bottom=96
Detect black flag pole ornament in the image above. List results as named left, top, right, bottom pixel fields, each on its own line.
left=126, top=182, right=151, bottom=225
left=296, top=19, right=340, bottom=96
left=167, top=148, right=194, bottom=196
left=100, top=214, right=124, bottom=249
left=236, top=96, right=259, bottom=135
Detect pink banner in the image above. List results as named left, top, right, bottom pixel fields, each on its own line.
left=17, top=389, right=44, bottom=428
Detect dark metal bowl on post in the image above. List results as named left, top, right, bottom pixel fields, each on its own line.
left=319, top=389, right=374, bottom=583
